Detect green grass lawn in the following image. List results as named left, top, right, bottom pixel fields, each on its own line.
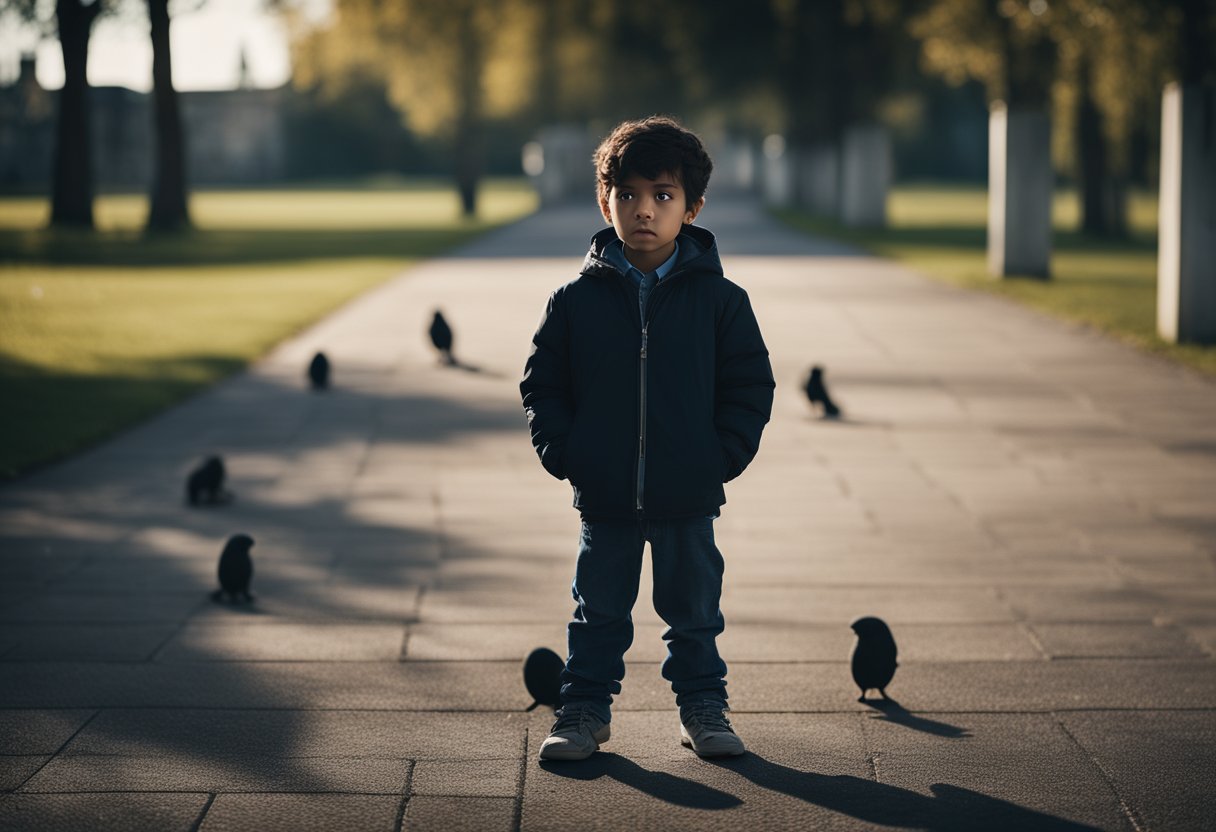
left=0, top=180, right=538, bottom=478
left=774, top=185, right=1216, bottom=377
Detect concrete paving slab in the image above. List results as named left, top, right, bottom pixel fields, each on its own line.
left=1001, top=586, right=1216, bottom=623
left=198, top=794, right=402, bottom=832
left=157, top=623, right=408, bottom=662
left=722, top=586, right=1016, bottom=625
left=21, top=755, right=412, bottom=794
left=187, top=584, right=422, bottom=622
left=0, top=662, right=528, bottom=710
left=1028, top=622, right=1206, bottom=659
left=1181, top=624, right=1216, bottom=656
left=863, top=713, right=1130, bottom=830
left=0, top=711, right=95, bottom=754
left=402, top=796, right=516, bottom=832
left=0, top=793, right=209, bottom=832
left=0, top=757, right=47, bottom=791
left=62, top=710, right=525, bottom=760
left=0, top=624, right=174, bottom=661
left=0, top=592, right=210, bottom=625
left=405, top=622, right=567, bottom=661
left=411, top=759, right=521, bottom=797
left=1060, top=711, right=1216, bottom=832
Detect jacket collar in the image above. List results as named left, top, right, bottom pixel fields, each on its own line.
left=582, top=224, right=723, bottom=280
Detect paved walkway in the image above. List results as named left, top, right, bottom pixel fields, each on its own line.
left=2, top=195, right=1214, bottom=831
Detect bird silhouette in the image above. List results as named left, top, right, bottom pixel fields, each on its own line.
left=805, top=365, right=841, bottom=418
left=429, top=310, right=455, bottom=366
left=850, top=616, right=897, bottom=702
left=212, top=533, right=255, bottom=603
left=186, top=455, right=231, bottom=506
left=523, top=647, right=564, bottom=711
left=308, top=352, right=330, bottom=390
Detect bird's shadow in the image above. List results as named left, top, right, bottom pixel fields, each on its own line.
left=805, top=413, right=888, bottom=428
left=863, top=698, right=971, bottom=739
left=206, top=596, right=266, bottom=615
left=440, top=357, right=507, bottom=379
left=540, top=752, right=742, bottom=809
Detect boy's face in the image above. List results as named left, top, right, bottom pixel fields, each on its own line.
left=600, top=171, right=704, bottom=273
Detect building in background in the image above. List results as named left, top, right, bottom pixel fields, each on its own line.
left=0, top=53, right=286, bottom=191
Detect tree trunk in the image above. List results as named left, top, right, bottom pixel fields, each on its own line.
left=1178, top=0, right=1213, bottom=84
left=1077, top=56, right=1127, bottom=238
left=452, top=10, right=482, bottom=217
left=146, top=0, right=191, bottom=232
left=50, top=0, right=100, bottom=229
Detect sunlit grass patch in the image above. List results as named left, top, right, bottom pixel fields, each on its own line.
left=0, top=181, right=538, bottom=477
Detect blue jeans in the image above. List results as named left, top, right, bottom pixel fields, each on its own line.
left=560, top=515, right=728, bottom=723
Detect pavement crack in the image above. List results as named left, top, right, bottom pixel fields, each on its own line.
left=513, top=726, right=529, bottom=832
left=15, top=708, right=102, bottom=792
left=1056, top=716, right=1146, bottom=832
left=187, top=793, right=216, bottom=832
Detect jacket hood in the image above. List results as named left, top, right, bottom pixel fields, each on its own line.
left=582, top=224, right=723, bottom=279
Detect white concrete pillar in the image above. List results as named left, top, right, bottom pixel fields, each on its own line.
left=840, top=124, right=891, bottom=228
left=1157, top=83, right=1216, bottom=344
left=800, top=144, right=840, bottom=218
left=760, top=134, right=793, bottom=207
left=987, top=104, right=1052, bottom=278
left=524, top=126, right=592, bottom=207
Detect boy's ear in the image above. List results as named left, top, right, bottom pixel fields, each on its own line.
left=598, top=195, right=612, bottom=223
left=684, top=197, right=705, bottom=224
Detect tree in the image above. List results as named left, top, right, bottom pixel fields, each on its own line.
left=51, top=0, right=106, bottom=227
left=288, top=0, right=541, bottom=216
left=145, top=0, right=191, bottom=231
left=2, top=0, right=111, bottom=228
left=911, top=0, right=1056, bottom=108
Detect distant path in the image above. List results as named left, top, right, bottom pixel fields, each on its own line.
left=1, top=194, right=1213, bottom=831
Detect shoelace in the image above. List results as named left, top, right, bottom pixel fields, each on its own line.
left=551, top=704, right=598, bottom=734
left=686, top=704, right=733, bottom=734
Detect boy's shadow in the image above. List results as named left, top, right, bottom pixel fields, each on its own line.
left=711, top=755, right=1104, bottom=831
left=539, top=753, right=741, bottom=809
left=540, top=753, right=1101, bottom=830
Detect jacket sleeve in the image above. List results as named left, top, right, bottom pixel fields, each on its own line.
left=520, top=288, right=575, bottom=480
left=715, top=288, right=775, bottom=482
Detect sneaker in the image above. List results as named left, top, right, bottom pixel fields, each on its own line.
left=538, top=703, right=611, bottom=761
left=680, top=703, right=746, bottom=758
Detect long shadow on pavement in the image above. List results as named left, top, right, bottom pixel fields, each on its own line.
left=711, top=754, right=1103, bottom=831
left=540, top=754, right=742, bottom=809
left=864, top=700, right=971, bottom=739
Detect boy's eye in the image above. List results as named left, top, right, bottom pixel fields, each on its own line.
left=617, top=192, right=633, bottom=201
left=656, top=193, right=672, bottom=201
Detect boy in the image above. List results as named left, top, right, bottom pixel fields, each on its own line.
left=520, top=116, right=774, bottom=761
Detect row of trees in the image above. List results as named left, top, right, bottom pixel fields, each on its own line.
left=5, top=0, right=191, bottom=231
left=9, top=1, right=1214, bottom=229
left=293, top=0, right=1212, bottom=229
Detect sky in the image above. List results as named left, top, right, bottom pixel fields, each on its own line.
left=0, top=0, right=332, bottom=92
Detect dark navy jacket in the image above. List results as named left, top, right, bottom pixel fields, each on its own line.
left=520, top=224, right=775, bottom=519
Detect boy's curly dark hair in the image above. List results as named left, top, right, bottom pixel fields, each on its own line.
left=594, top=116, right=713, bottom=211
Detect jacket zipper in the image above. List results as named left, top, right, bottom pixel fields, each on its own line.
left=636, top=321, right=648, bottom=512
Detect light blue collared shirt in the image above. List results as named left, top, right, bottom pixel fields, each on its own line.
left=603, top=239, right=680, bottom=319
